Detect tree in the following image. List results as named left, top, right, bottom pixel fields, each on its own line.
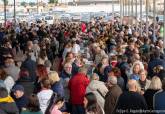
left=2, top=0, right=8, bottom=5
left=29, top=2, right=36, bottom=7
left=1, top=0, right=8, bottom=26
left=49, top=0, right=58, bottom=4
left=21, top=1, right=27, bottom=7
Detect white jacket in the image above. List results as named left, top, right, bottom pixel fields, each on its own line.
left=37, top=89, right=53, bottom=114
left=86, top=80, right=108, bottom=109
left=4, top=76, right=15, bottom=93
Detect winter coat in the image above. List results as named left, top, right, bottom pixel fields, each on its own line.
left=68, top=73, right=90, bottom=105
left=104, top=85, right=122, bottom=114
left=86, top=80, right=108, bottom=109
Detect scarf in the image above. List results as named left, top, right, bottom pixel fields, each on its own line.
left=0, top=96, right=14, bottom=103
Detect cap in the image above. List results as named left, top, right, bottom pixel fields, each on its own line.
left=12, top=85, right=24, bottom=92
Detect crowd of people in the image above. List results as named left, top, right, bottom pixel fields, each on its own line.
left=0, top=17, right=165, bottom=114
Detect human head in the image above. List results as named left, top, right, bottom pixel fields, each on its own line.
left=0, top=68, right=7, bottom=80
left=36, top=64, right=48, bottom=79
left=84, top=92, right=97, bottom=107
left=66, top=52, right=74, bottom=60
left=90, top=73, right=99, bottom=81
left=27, top=94, right=40, bottom=112
left=4, top=57, right=14, bottom=67
left=0, top=87, right=8, bottom=98
left=41, top=78, right=51, bottom=89
left=44, top=60, right=52, bottom=73
left=127, top=79, right=140, bottom=92
left=107, top=76, right=117, bottom=88
left=101, top=57, right=109, bottom=66
left=12, top=85, right=25, bottom=99
left=84, top=92, right=101, bottom=113
left=78, top=66, right=88, bottom=76
left=27, top=41, right=33, bottom=50
left=139, top=69, right=147, bottom=81
left=48, top=71, right=60, bottom=84
left=19, top=68, right=30, bottom=79
left=54, top=95, right=65, bottom=109
left=63, top=62, right=72, bottom=74
left=132, top=63, right=141, bottom=74
left=108, top=67, right=121, bottom=77
left=149, top=76, right=162, bottom=90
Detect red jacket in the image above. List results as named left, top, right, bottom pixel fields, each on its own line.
left=68, top=73, right=90, bottom=105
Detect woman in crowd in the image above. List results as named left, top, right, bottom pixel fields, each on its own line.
left=48, top=71, right=64, bottom=97
left=34, top=64, right=48, bottom=93
left=50, top=95, right=65, bottom=114
left=21, top=94, right=43, bottom=114
left=138, top=69, right=151, bottom=93
left=84, top=92, right=104, bottom=114
left=37, top=78, right=53, bottom=114
left=144, top=76, right=162, bottom=110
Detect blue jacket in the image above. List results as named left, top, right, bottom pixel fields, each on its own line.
left=154, top=91, right=165, bottom=114
left=14, top=95, right=28, bottom=112
left=51, top=80, right=64, bottom=97
left=60, top=70, right=71, bottom=79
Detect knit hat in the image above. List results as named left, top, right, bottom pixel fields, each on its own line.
left=12, top=85, right=24, bottom=92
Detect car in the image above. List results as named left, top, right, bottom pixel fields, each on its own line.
left=59, top=13, right=71, bottom=21
left=44, top=15, right=54, bottom=25
left=80, top=13, right=91, bottom=22
left=71, top=13, right=81, bottom=22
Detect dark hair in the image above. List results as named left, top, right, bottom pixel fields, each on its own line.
left=27, top=94, right=41, bottom=112
left=37, top=64, right=48, bottom=79
left=85, top=92, right=103, bottom=114
left=0, top=68, right=7, bottom=80
left=161, top=78, right=165, bottom=91
left=19, top=68, right=29, bottom=79
left=41, top=78, right=51, bottom=89
left=45, top=93, right=64, bottom=114
left=0, top=87, right=8, bottom=98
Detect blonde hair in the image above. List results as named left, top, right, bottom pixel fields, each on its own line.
left=48, top=71, right=60, bottom=84
left=149, top=76, right=162, bottom=90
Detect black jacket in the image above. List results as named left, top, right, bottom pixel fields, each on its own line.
left=16, top=77, right=34, bottom=97
left=114, top=91, right=148, bottom=114
left=144, top=89, right=159, bottom=110
left=21, top=58, right=37, bottom=82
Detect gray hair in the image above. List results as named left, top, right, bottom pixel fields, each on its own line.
left=79, top=66, right=88, bottom=75
left=108, top=76, right=117, bottom=85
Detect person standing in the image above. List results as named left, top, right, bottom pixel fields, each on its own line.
left=84, top=92, right=104, bottom=114
left=114, top=80, right=148, bottom=113
left=21, top=94, right=43, bottom=114
left=104, top=76, right=122, bottom=114
left=153, top=79, right=165, bottom=113
left=0, top=87, right=19, bottom=114
left=68, top=67, right=90, bottom=114
left=37, top=78, right=53, bottom=114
